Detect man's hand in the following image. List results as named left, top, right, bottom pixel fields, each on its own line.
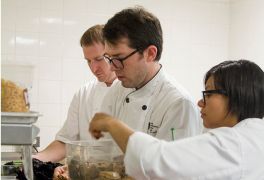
left=53, top=165, right=69, bottom=180
left=89, top=112, right=116, bottom=139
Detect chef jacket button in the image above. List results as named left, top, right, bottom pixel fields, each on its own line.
left=142, top=105, right=147, bottom=110
left=126, top=98, right=129, bottom=103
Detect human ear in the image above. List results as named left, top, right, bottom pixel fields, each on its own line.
left=144, top=45, right=157, bottom=62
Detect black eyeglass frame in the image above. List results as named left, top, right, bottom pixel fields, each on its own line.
left=103, top=49, right=139, bottom=69
left=202, top=89, right=227, bottom=104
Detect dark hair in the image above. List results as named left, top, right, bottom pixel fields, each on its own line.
left=103, top=6, right=163, bottom=61
left=80, top=24, right=104, bottom=47
left=205, top=59, right=264, bottom=121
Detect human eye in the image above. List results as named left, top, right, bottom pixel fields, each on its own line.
left=95, top=56, right=104, bottom=61
left=109, top=53, right=122, bottom=61
left=111, top=55, right=124, bottom=62
left=204, top=93, right=212, bottom=98
left=115, top=57, right=123, bottom=61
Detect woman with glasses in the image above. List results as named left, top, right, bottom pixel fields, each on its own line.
left=89, top=59, right=264, bottom=179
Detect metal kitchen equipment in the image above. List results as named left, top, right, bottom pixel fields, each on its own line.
left=1, top=111, right=40, bottom=180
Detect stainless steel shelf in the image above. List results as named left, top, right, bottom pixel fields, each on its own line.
left=1, top=111, right=40, bottom=124
left=1, top=176, right=17, bottom=180
left=1, top=111, right=41, bottom=180
left=1, top=152, right=21, bottom=162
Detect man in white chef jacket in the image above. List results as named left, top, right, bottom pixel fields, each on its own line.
left=34, top=25, right=117, bottom=162
left=100, top=7, right=203, bottom=141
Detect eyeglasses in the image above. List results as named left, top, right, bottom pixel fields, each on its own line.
left=103, top=49, right=138, bottom=70
left=202, top=89, right=227, bottom=105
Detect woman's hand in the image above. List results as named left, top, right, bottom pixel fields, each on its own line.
left=89, top=112, right=134, bottom=153
left=89, top=112, right=116, bottom=139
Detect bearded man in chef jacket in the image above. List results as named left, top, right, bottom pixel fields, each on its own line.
left=99, top=6, right=203, bottom=141
left=33, top=25, right=117, bottom=163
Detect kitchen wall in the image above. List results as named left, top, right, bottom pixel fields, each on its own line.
left=1, top=0, right=263, bottom=150
left=229, top=0, right=264, bottom=68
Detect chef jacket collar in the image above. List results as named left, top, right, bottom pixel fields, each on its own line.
left=127, top=64, right=164, bottom=98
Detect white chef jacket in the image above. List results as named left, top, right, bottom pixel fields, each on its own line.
left=125, top=118, right=264, bottom=180
left=56, top=79, right=115, bottom=142
left=101, top=68, right=203, bottom=141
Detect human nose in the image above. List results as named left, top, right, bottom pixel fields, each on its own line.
left=90, top=61, right=100, bottom=73
left=197, top=98, right=205, bottom=108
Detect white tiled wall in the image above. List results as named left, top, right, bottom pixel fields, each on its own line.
left=229, top=0, right=264, bottom=69
left=1, top=0, right=263, bottom=150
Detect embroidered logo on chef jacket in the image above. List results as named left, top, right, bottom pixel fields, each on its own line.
left=147, top=122, right=160, bottom=136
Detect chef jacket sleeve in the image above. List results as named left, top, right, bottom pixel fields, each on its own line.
left=55, top=83, right=93, bottom=142
left=125, top=130, right=241, bottom=180
left=55, top=91, right=81, bottom=142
